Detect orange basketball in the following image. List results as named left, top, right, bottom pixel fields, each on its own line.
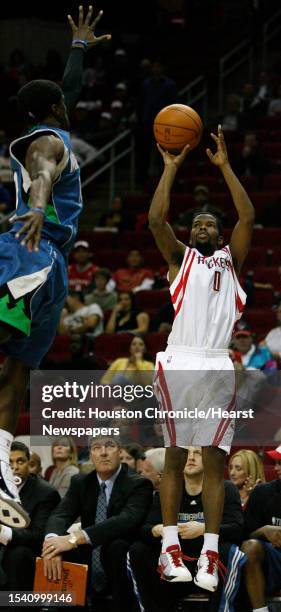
left=153, top=103, right=203, bottom=151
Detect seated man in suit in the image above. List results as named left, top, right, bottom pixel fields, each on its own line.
left=0, top=441, right=60, bottom=590
left=42, top=436, right=153, bottom=612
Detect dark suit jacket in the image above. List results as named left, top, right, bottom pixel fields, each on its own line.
left=11, top=474, right=60, bottom=552
left=45, top=463, right=153, bottom=547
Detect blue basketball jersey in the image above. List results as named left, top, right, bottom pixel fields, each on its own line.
left=9, top=125, right=83, bottom=256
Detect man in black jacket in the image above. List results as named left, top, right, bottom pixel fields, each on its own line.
left=0, top=441, right=60, bottom=590
left=129, top=446, right=244, bottom=612
left=42, top=436, right=153, bottom=611
left=240, top=470, right=281, bottom=612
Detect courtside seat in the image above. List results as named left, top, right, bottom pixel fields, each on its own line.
left=246, top=247, right=268, bottom=267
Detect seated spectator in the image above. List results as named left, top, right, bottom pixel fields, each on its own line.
left=101, top=335, right=154, bottom=384
left=129, top=446, right=243, bottom=612
left=136, top=448, right=166, bottom=492
left=98, top=195, right=133, bottom=231
left=42, top=436, right=153, bottom=612
left=267, top=82, right=281, bottom=116
left=47, top=437, right=79, bottom=498
left=235, top=131, right=268, bottom=189
left=0, top=442, right=59, bottom=590
left=59, top=290, right=103, bottom=340
left=239, top=82, right=267, bottom=130
left=29, top=452, right=42, bottom=476
left=105, top=292, right=149, bottom=334
left=264, top=301, right=281, bottom=364
left=239, top=467, right=281, bottom=612
left=84, top=268, right=117, bottom=312
left=120, top=443, right=144, bottom=470
left=174, top=185, right=225, bottom=230
left=228, top=449, right=265, bottom=509
left=221, top=93, right=242, bottom=132
left=68, top=240, right=98, bottom=292
left=113, top=249, right=154, bottom=292
left=233, top=329, right=276, bottom=370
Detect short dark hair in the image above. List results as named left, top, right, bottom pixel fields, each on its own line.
left=68, top=290, right=84, bottom=302
left=192, top=211, right=224, bottom=236
left=17, top=79, right=63, bottom=123
left=11, top=441, right=30, bottom=461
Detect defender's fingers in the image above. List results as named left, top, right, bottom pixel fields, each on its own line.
left=210, top=132, right=219, bottom=143
left=206, top=148, right=214, bottom=160
left=91, top=9, right=103, bottom=30
left=78, top=5, right=84, bottom=27
left=67, top=15, right=77, bottom=31
left=85, top=5, right=93, bottom=25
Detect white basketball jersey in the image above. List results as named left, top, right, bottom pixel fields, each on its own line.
left=168, top=245, right=246, bottom=349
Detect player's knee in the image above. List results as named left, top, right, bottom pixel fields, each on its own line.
left=202, top=446, right=226, bottom=475
left=164, top=447, right=187, bottom=471
left=241, top=539, right=264, bottom=563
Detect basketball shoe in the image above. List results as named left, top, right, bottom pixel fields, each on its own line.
left=158, top=545, right=193, bottom=582
left=194, top=550, right=226, bottom=591
left=0, top=461, right=30, bottom=527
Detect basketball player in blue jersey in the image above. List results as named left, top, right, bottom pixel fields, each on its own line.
left=149, top=127, right=255, bottom=591
left=0, top=6, right=110, bottom=529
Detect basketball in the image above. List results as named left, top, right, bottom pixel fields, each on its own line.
left=153, top=103, right=203, bottom=152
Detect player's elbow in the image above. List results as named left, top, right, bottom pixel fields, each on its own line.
left=148, top=216, right=166, bottom=231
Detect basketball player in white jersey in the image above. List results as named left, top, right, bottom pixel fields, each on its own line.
left=148, top=125, right=254, bottom=591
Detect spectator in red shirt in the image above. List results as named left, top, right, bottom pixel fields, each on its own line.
left=114, top=249, right=154, bottom=292
left=68, top=240, right=98, bottom=291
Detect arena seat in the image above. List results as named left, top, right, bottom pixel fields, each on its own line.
left=94, top=333, right=133, bottom=363
left=144, top=332, right=169, bottom=356
left=46, top=335, right=72, bottom=363
left=263, top=174, right=281, bottom=190
left=135, top=290, right=170, bottom=311
left=253, top=266, right=280, bottom=287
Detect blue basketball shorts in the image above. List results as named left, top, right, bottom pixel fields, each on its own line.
left=0, top=232, right=68, bottom=368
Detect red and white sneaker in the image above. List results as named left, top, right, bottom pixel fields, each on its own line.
left=0, top=461, right=30, bottom=528
left=158, top=545, right=193, bottom=582
left=194, top=550, right=227, bottom=592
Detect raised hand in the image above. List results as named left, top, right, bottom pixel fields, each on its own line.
left=156, top=143, right=190, bottom=169
left=206, top=125, right=229, bottom=167
left=68, top=5, right=111, bottom=48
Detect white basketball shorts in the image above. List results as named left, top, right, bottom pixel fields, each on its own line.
left=154, top=346, right=236, bottom=453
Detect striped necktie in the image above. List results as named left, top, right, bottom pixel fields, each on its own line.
left=91, top=481, right=107, bottom=591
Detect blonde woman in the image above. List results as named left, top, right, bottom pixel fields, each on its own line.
left=47, top=437, right=79, bottom=498
left=228, top=449, right=265, bottom=508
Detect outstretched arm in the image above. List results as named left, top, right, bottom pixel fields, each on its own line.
left=10, top=136, right=64, bottom=252
left=206, top=125, right=255, bottom=275
left=148, top=144, right=190, bottom=278
left=62, top=5, right=111, bottom=114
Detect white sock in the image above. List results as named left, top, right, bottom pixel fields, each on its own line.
left=201, top=533, right=219, bottom=554
left=253, top=608, right=269, bottom=612
left=162, top=526, right=180, bottom=552
left=0, top=429, right=13, bottom=464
